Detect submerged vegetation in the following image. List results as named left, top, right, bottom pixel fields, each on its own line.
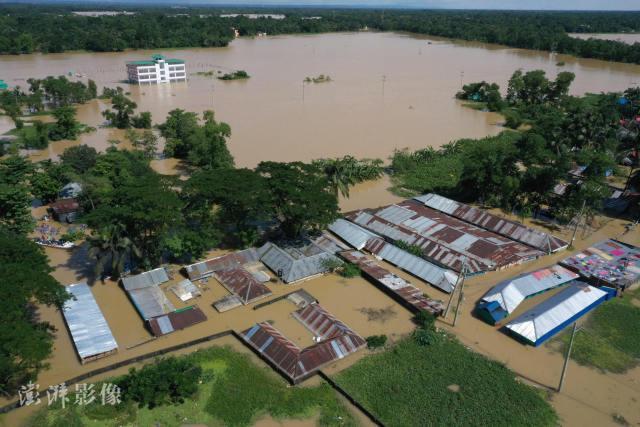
left=218, top=70, right=250, bottom=80
left=336, top=334, right=557, bottom=426
left=555, top=288, right=640, bottom=373
left=29, top=345, right=355, bottom=427
left=305, top=74, right=332, bottom=84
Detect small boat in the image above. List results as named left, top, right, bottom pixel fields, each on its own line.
left=34, top=238, right=75, bottom=250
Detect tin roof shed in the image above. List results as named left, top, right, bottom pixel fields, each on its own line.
left=62, top=283, right=118, bottom=363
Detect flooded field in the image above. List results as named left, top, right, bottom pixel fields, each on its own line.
left=569, top=33, right=640, bottom=44
left=2, top=32, right=640, bottom=167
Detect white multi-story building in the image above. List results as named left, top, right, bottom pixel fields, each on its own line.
left=126, top=54, right=187, bottom=85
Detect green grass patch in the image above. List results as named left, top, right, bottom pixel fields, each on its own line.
left=461, top=101, right=488, bottom=111
left=27, top=345, right=355, bottom=427
left=553, top=291, right=640, bottom=373
left=335, top=335, right=557, bottom=427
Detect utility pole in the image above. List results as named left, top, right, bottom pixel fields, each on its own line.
left=570, top=199, right=586, bottom=247
left=558, top=322, right=578, bottom=392
left=302, top=80, right=305, bottom=103
left=453, top=263, right=467, bottom=327
left=460, top=70, right=464, bottom=88
left=382, top=75, right=387, bottom=100
left=445, top=257, right=467, bottom=321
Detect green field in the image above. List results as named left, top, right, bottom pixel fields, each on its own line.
left=556, top=288, right=640, bottom=373
left=335, top=334, right=558, bottom=427
left=28, top=345, right=356, bottom=427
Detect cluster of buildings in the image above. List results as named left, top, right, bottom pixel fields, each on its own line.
left=57, top=192, right=638, bottom=384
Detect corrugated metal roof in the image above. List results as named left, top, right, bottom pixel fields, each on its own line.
left=169, top=279, right=201, bottom=302
left=184, top=248, right=260, bottom=281
left=241, top=303, right=365, bottom=383
left=560, top=239, right=640, bottom=288
left=147, top=306, right=207, bottom=337
left=62, top=283, right=118, bottom=361
left=365, top=238, right=458, bottom=293
left=481, top=265, right=579, bottom=314
left=259, top=242, right=338, bottom=284
left=505, top=283, right=608, bottom=345
left=127, top=286, right=175, bottom=320
left=415, top=193, right=568, bottom=253
left=345, top=200, right=542, bottom=274
left=50, top=198, right=80, bottom=214
left=340, top=251, right=444, bottom=315
left=328, top=218, right=377, bottom=250
left=121, top=268, right=170, bottom=291
left=214, top=268, right=272, bottom=304
left=213, top=294, right=243, bottom=312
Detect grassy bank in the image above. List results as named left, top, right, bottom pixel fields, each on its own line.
left=335, top=334, right=557, bottom=427
left=28, top=345, right=356, bottom=427
left=554, top=288, right=640, bottom=373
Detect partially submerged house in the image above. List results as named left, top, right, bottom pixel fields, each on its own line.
left=340, top=250, right=444, bottom=316
left=147, top=306, right=207, bottom=337
left=184, top=248, right=260, bottom=281
left=329, top=218, right=458, bottom=293
left=59, top=182, right=82, bottom=199
left=241, top=303, right=366, bottom=384
left=258, top=240, right=339, bottom=284
left=504, top=283, right=615, bottom=346
left=62, top=283, right=118, bottom=364
left=169, top=279, right=201, bottom=302
left=414, top=193, right=568, bottom=253
left=49, top=198, right=80, bottom=223
left=560, top=239, right=640, bottom=290
left=343, top=199, right=543, bottom=274
left=477, top=265, right=580, bottom=325
left=212, top=268, right=272, bottom=312
left=122, top=268, right=174, bottom=320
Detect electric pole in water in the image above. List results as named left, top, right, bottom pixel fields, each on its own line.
left=302, top=80, right=305, bottom=103
left=570, top=199, right=586, bottom=247
left=445, top=257, right=467, bottom=321
left=460, top=70, right=464, bottom=88
left=453, top=262, right=467, bottom=327
left=558, top=322, right=578, bottom=392
left=382, top=75, right=387, bottom=100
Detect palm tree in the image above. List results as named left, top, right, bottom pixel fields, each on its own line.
left=87, top=223, right=140, bottom=280
left=313, top=156, right=383, bottom=198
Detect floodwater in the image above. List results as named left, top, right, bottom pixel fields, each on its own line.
left=3, top=32, right=640, bottom=426
left=2, top=32, right=640, bottom=167
left=569, top=33, right=640, bottom=45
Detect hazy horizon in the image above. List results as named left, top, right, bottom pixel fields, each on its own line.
left=1, top=0, right=639, bottom=11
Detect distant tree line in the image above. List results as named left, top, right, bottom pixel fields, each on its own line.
left=1, top=7, right=640, bottom=64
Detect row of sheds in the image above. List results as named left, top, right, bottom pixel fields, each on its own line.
left=477, top=239, right=639, bottom=346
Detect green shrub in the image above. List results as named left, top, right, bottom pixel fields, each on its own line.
left=117, top=357, right=202, bottom=409
left=340, top=262, right=361, bottom=278
left=366, top=335, right=388, bottom=349
left=394, top=240, right=423, bottom=257
left=414, top=310, right=436, bottom=331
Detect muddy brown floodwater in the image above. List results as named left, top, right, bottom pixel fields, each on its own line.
left=2, top=32, right=640, bottom=427
left=2, top=32, right=640, bottom=167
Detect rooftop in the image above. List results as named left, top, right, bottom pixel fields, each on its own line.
left=127, top=55, right=185, bottom=66
left=241, top=303, right=366, bottom=383
left=147, top=306, right=207, bottom=337
left=49, top=198, right=80, bottom=214
left=414, top=194, right=568, bottom=253
left=345, top=200, right=543, bottom=274
left=213, top=268, right=272, bottom=305
left=62, top=283, right=118, bottom=362
left=560, top=239, right=640, bottom=289
left=258, top=240, right=338, bottom=284
left=184, top=248, right=260, bottom=281
left=121, top=267, right=170, bottom=291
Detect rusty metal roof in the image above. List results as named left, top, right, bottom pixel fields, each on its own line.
left=414, top=194, right=568, bottom=253
left=213, top=268, right=272, bottom=305
left=147, top=306, right=207, bottom=337
left=340, top=251, right=444, bottom=315
left=241, top=303, right=365, bottom=384
left=49, top=198, right=80, bottom=214
left=345, top=199, right=543, bottom=274
left=184, top=248, right=260, bottom=281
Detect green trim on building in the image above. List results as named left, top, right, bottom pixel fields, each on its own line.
left=0, top=80, right=8, bottom=90
left=126, top=56, right=185, bottom=66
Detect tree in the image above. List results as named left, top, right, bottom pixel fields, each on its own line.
left=87, top=223, right=141, bottom=280
left=0, top=183, right=33, bottom=235
left=60, top=145, right=98, bottom=174
left=102, top=93, right=137, bottom=129
left=126, top=129, right=158, bottom=159
left=257, top=161, right=339, bottom=238
left=160, top=109, right=199, bottom=158
left=131, top=111, right=152, bottom=129
left=0, top=229, right=69, bottom=396
left=312, top=156, right=384, bottom=198
left=48, top=106, right=80, bottom=141
left=184, top=168, right=272, bottom=246
left=187, top=111, right=234, bottom=169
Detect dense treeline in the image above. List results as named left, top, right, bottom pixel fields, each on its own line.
left=393, top=69, right=640, bottom=223
left=1, top=7, right=640, bottom=64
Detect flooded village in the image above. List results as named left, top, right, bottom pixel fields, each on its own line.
left=1, top=11, right=640, bottom=427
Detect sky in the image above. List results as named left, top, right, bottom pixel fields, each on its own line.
left=7, top=0, right=639, bottom=10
